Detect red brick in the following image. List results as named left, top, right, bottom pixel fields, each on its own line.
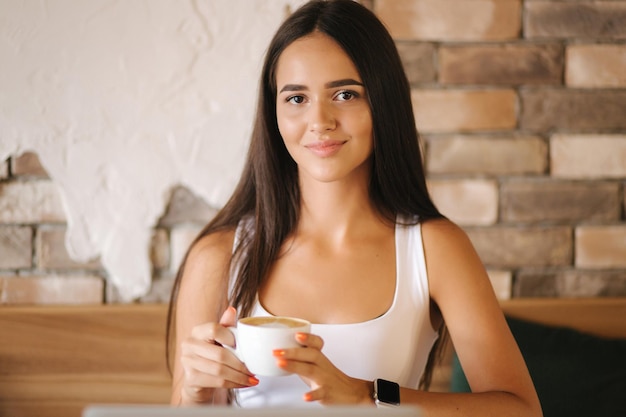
left=0, top=180, right=66, bottom=224
left=520, top=89, right=626, bottom=131
left=375, top=0, right=521, bottom=41
left=466, top=226, right=573, bottom=268
left=0, top=159, right=7, bottom=179
left=426, top=135, right=547, bottom=175
left=551, top=134, right=626, bottom=179
left=525, top=2, right=626, bottom=39
left=396, top=42, right=436, bottom=85
left=12, top=152, right=49, bottom=178
left=150, top=228, right=170, bottom=270
left=141, top=275, right=175, bottom=303
left=0, top=226, right=32, bottom=269
left=158, top=186, right=216, bottom=227
left=0, top=275, right=104, bottom=305
left=487, top=270, right=513, bottom=300
left=501, top=180, right=620, bottom=223
left=36, top=227, right=101, bottom=270
left=428, top=179, right=498, bottom=226
left=514, top=269, right=626, bottom=297
left=440, top=43, right=562, bottom=85
left=576, top=225, right=626, bottom=268
left=412, top=89, right=517, bottom=133
left=566, top=44, right=626, bottom=88
left=170, top=225, right=202, bottom=273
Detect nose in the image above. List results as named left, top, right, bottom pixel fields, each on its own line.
left=308, top=100, right=336, bottom=133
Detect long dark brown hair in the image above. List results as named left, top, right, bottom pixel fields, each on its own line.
left=167, top=0, right=446, bottom=390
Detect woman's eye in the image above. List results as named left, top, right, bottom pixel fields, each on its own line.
left=287, top=95, right=305, bottom=104
left=336, top=91, right=358, bottom=101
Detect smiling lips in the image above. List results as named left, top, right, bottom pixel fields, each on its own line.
left=305, top=140, right=347, bottom=157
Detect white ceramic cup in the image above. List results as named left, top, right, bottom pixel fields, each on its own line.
left=225, top=316, right=311, bottom=377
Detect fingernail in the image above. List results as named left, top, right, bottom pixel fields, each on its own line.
left=303, top=392, right=313, bottom=402
left=276, top=358, right=287, bottom=367
left=248, top=376, right=259, bottom=386
left=273, top=349, right=286, bottom=357
left=296, top=332, right=307, bottom=342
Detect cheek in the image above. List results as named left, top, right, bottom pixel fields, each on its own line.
left=362, top=117, right=373, bottom=137
left=350, top=111, right=373, bottom=140
left=277, top=114, right=302, bottom=145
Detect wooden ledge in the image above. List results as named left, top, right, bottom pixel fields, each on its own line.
left=1, top=298, right=625, bottom=415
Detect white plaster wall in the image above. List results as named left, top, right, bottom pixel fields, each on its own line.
left=0, top=0, right=308, bottom=300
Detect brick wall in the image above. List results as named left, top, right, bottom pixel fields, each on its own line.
left=378, top=0, right=626, bottom=298
left=1, top=0, right=625, bottom=304
left=0, top=154, right=104, bottom=303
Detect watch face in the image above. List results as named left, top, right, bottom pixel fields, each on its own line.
left=376, top=379, right=400, bottom=405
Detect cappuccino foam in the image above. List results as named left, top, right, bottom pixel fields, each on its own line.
left=241, top=316, right=306, bottom=328
left=258, top=322, right=290, bottom=329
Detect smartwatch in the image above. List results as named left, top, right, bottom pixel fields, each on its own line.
left=373, top=378, right=400, bottom=407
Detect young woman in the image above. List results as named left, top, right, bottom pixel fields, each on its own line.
left=168, top=1, right=542, bottom=416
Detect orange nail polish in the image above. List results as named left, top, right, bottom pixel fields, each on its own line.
left=296, top=332, right=307, bottom=342
left=248, top=376, right=259, bottom=385
left=276, top=358, right=287, bottom=367
left=303, top=392, right=313, bottom=402
left=273, top=349, right=285, bottom=357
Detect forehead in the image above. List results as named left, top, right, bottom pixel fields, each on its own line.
left=275, top=32, right=362, bottom=85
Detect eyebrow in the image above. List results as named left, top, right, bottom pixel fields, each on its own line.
left=279, top=78, right=364, bottom=93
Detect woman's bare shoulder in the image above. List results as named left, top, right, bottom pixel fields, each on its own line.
left=420, top=217, right=487, bottom=295
left=180, top=228, right=237, bottom=293
left=188, top=228, right=236, bottom=262
left=421, top=217, right=471, bottom=248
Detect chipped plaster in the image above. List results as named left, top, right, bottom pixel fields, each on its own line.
left=0, top=0, right=308, bottom=300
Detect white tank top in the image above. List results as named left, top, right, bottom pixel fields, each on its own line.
left=230, top=218, right=438, bottom=408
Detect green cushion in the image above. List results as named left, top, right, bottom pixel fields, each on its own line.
left=450, top=316, right=626, bottom=417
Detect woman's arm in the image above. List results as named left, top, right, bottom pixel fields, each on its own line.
left=415, top=218, right=543, bottom=417
left=170, top=230, right=256, bottom=406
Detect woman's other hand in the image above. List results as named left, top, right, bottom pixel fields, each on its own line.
left=273, top=332, right=373, bottom=406
left=180, top=306, right=259, bottom=403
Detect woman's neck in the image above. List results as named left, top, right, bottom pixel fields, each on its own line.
left=296, top=175, right=387, bottom=245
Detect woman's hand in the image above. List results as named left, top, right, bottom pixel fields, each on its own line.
left=179, top=306, right=259, bottom=403
left=273, top=332, right=373, bottom=406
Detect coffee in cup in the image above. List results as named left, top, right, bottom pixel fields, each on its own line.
left=225, top=316, right=310, bottom=377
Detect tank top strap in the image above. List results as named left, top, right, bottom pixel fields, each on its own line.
left=395, top=216, right=430, bottom=308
